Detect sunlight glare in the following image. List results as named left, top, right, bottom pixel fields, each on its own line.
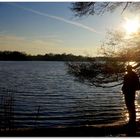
left=124, top=112, right=129, bottom=122
left=123, top=17, right=140, bottom=34
left=135, top=100, right=140, bottom=121
left=128, top=61, right=138, bottom=67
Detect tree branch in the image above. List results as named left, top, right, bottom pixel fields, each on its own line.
left=121, top=2, right=131, bottom=14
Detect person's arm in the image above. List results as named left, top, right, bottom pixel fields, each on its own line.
left=122, top=76, right=126, bottom=93
left=135, top=74, right=140, bottom=90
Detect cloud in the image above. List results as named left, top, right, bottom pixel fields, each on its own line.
left=34, top=35, right=64, bottom=44
left=0, top=34, right=64, bottom=54
left=0, top=35, right=25, bottom=41
left=0, top=34, right=98, bottom=56
left=9, top=3, right=101, bottom=34
left=0, top=30, right=8, bottom=34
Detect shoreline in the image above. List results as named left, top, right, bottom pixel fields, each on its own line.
left=0, top=121, right=140, bottom=137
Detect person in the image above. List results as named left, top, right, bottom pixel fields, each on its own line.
left=122, top=65, right=140, bottom=124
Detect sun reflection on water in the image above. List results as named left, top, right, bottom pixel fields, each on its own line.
left=128, top=61, right=137, bottom=67
left=135, top=91, right=140, bottom=121
left=123, top=91, right=140, bottom=122
left=125, top=113, right=129, bottom=122
left=121, top=95, right=129, bottom=122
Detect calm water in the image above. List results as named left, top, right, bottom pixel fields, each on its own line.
left=0, top=61, right=140, bottom=128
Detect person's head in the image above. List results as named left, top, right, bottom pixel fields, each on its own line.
left=126, top=65, right=133, bottom=73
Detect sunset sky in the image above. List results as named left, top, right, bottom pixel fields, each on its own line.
left=0, top=2, right=138, bottom=56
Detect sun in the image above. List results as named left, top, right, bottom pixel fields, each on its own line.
left=123, top=17, right=140, bottom=34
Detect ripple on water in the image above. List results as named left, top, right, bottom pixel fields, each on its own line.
left=0, top=61, right=128, bottom=128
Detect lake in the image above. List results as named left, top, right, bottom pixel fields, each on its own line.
left=0, top=61, right=140, bottom=129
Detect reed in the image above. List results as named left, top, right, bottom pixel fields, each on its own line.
left=0, top=88, right=43, bottom=130
left=0, top=90, right=14, bottom=130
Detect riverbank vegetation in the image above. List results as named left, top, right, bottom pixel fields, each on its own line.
left=0, top=51, right=95, bottom=61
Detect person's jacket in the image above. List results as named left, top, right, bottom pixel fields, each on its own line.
left=122, top=71, right=140, bottom=93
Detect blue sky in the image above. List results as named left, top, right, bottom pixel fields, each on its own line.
left=0, top=2, right=131, bottom=56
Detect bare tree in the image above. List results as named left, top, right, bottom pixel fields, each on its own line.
left=100, top=29, right=140, bottom=61
left=66, top=2, right=140, bottom=88
left=67, top=22, right=140, bottom=88
left=71, top=2, right=140, bottom=16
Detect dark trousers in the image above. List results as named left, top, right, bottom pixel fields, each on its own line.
left=124, top=92, right=136, bottom=123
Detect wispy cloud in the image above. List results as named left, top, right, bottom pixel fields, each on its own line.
left=0, top=34, right=25, bottom=42
left=34, top=35, right=64, bottom=43
left=0, top=34, right=61, bottom=54
left=9, top=3, right=101, bottom=34
left=0, top=30, right=8, bottom=34
left=0, top=34, right=63, bottom=48
left=0, top=34, right=98, bottom=56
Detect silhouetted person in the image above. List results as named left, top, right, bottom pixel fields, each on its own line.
left=122, top=65, right=140, bottom=125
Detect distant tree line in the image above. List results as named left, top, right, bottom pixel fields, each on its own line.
left=0, top=51, right=95, bottom=61
left=0, top=51, right=28, bottom=61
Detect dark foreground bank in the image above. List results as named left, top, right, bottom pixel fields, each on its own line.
left=1, top=122, right=140, bottom=137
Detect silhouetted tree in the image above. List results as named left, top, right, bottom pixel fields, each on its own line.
left=67, top=2, right=140, bottom=87
left=0, top=51, right=28, bottom=60
left=100, top=29, right=140, bottom=61
left=71, top=2, right=140, bottom=16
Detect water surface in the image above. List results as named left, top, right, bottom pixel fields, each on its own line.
left=0, top=61, right=140, bottom=128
